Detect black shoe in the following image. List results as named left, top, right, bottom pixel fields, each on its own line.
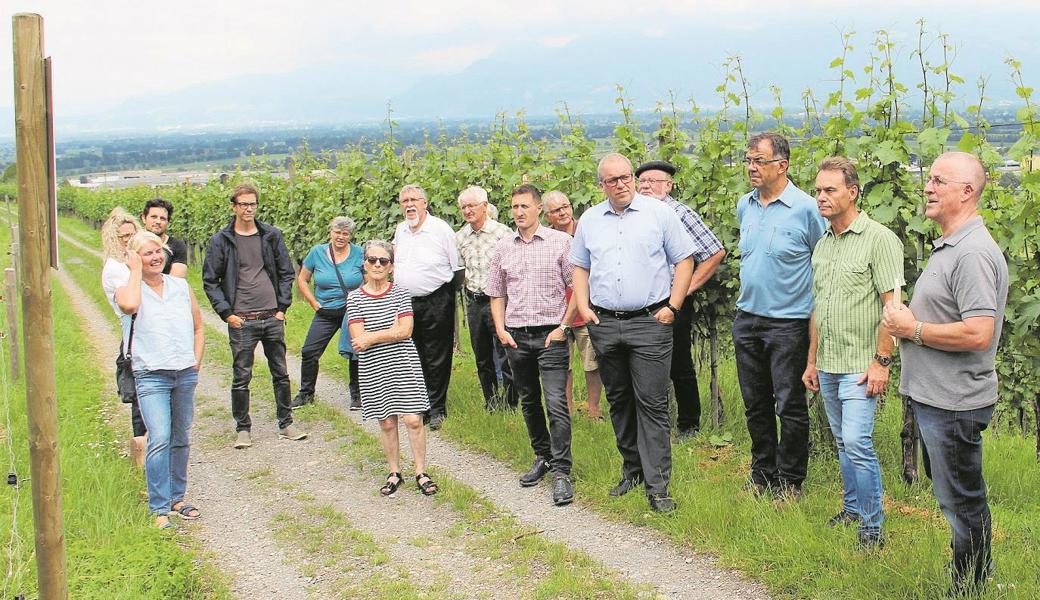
left=429, top=414, right=446, bottom=431
left=856, top=529, right=885, bottom=550
left=676, top=427, right=699, bottom=442
left=828, top=509, right=860, bottom=527
left=608, top=476, right=642, bottom=497
left=290, top=393, right=314, bottom=410
left=742, top=480, right=769, bottom=498
left=648, top=494, right=677, bottom=513
left=520, top=457, right=551, bottom=487
left=349, top=393, right=362, bottom=411
left=552, top=474, right=574, bottom=506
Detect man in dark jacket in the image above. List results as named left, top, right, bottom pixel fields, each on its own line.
left=203, top=182, right=307, bottom=449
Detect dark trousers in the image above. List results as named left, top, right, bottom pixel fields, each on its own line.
left=229, top=317, right=292, bottom=431
left=299, top=307, right=346, bottom=396
left=411, top=282, right=456, bottom=418
left=466, top=295, right=515, bottom=408
left=732, top=310, right=810, bottom=488
left=913, top=400, right=995, bottom=587
left=130, top=400, right=147, bottom=437
left=671, top=295, right=701, bottom=432
left=588, top=313, right=674, bottom=495
left=506, top=327, right=572, bottom=473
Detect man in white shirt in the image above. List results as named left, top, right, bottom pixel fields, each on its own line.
left=393, top=184, right=465, bottom=430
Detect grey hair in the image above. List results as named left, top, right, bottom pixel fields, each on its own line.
left=457, top=185, right=489, bottom=205
left=597, top=152, right=633, bottom=180
left=398, top=184, right=427, bottom=201
left=127, top=230, right=169, bottom=255
left=363, top=239, right=394, bottom=262
left=543, top=190, right=569, bottom=208
left=487, top=203, right=499, bottom=220
left=330, top=216, right=356, bottom=235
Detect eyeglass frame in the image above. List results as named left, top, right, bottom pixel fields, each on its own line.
left=364, top=256, right=393, bottom=266
left=600, top=173, right=634, bottom=187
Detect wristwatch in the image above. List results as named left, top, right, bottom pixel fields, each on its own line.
left=666, top=304, right=680, bottom=317
left=873, top=353, right=892, bottom=367
left=558, top=324, right=571, bottom=333
left=912, top=321, right=925, bottom=346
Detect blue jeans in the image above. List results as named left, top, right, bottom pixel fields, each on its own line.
left=913, top=399, right=995, bottom=587
left=134, top=367, right=198, bottom=515
left=819, top=371, right=884, bottom=533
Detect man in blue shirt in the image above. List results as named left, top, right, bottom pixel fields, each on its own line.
left=570, top=153, right=696, bottom=513
left=734, top=133, right=827, bottom=500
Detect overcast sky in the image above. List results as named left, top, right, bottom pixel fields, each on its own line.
left=1, top=1, right=1037, bottom=116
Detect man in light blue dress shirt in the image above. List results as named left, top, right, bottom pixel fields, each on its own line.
left=733, top=133, right=827, bottom=500
left=570, top=152, right=696, bottom=513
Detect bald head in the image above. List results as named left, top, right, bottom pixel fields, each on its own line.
left=934, top=152, right=986, bottom=201
left=597, top=153, right=633, bottom=180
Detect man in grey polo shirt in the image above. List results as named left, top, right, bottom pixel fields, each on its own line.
left=802, top=157, right=904, bottom=549
left=884, top=152, right=1007, bottom=596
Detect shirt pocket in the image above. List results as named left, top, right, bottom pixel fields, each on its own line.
left=767, top=226, right=806, bottom=260
left=840, top=261, right=871, bottom=294
left=738, top=222, right=757, bottom=258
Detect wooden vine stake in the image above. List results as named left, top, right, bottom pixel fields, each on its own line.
left=13, top=12, right=68, bottom=599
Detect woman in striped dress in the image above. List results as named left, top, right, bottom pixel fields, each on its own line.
left=346, top=240, right=437, bottom=496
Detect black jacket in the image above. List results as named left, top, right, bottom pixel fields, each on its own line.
left=202, top=218, right=295, bottom=320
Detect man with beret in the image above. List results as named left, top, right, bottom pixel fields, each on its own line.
left=636, top=160, right=726, bottom=440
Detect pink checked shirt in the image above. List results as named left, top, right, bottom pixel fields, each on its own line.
left=485, top=225, right=573, bottom=328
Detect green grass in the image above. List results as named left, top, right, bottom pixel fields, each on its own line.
left=56, top=213, right=1040, bottom=599
left=0, top=222, right=228, bottom=598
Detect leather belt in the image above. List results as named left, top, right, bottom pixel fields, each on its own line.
left=507, top=324, right=558, bottom=334
left=235, top=310, right=276, bottom=321
left=464, top=289, right=489, bottom=301
left=591, top=299, right=669, bottom=320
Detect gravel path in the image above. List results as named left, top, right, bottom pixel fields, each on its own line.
left=57, top=228, right=770, bottom=600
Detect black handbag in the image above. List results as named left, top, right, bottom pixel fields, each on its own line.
left=115, top=314, right=137, bottom=403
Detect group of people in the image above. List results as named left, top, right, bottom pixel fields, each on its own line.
left=99, top=135, right=1006, bottom=597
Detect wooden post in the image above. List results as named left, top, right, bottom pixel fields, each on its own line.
left=13, top=13, right=68, bottom=600
left=5, top=268, right=19, bottom=380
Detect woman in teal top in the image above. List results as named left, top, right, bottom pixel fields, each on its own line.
left=292, top=216, right=364, bottom=409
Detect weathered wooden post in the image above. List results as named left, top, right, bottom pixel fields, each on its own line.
left=5, top=267, right=19, bottom=380
left=13, top=12, right=68, bottom=599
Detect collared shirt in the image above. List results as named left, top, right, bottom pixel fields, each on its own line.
left=736, top=180, right=827, bottom=319
left=120, top=275, right=196, bottom=372
left=485, top=225, right=573, bottom=327
left=811, top=212, right=904, bottom=373
left=569, top=193, right=696, bottom=311
left=456, top=218, right=513, bottom=294
left=662, top=196, right=724, bottom=262
left=899, top=216, right=1008, bottom=411
left=393, top=214, right=462, bottom=297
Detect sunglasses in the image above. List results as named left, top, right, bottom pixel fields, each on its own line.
left=365, top=257, right=392, bottom=266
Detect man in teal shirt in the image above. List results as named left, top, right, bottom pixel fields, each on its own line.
left=802, top=157, right=904, bottom=548
left=733, top=133, right=827, bottom=499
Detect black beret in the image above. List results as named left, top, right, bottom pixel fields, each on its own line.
left=634, top=160, right=677, bottom=177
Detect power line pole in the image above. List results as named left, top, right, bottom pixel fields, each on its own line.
left=12, top=12, right=68, bottom=599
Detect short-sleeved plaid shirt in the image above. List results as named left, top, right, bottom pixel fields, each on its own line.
left=662, top=196, right=724, bottom=262
left=485, top=225, right=573, bottom=327
left=456, top=218, right=513, bottom=294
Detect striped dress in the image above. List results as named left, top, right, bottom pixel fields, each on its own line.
left=346, top=284, right=430, bottom=420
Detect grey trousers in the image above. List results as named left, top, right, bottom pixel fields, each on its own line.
left=587, top=313, right=674, bottom=495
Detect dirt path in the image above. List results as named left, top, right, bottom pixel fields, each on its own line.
left=57, top=228, right=770, bottom=600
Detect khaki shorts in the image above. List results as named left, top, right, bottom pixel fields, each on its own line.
left=568, top=325, right=598, bottom=372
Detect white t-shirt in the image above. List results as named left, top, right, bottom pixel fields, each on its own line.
left=392, top=214, right=461, bottom=297
left=120, top=275, right=197, bottom=372
left=101, top=257, right=130, bottom=318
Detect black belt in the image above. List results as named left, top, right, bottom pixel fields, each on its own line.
left=507, top=324, right=558, bottom=334
left=465, top=289, right=489, bottom=301
left=235, top=309, right=276, bottom=321
left=591, top=299, right=669, bottom=320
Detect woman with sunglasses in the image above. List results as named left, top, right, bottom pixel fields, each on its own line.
left=100, top=207, right=148, bottom=466
left=346, top=240, right=437, bottom=496
left=291, top=216, right=364, bottom=410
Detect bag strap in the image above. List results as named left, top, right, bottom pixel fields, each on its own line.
left=121, top=313, right=137, bottom=358
left=329, top=244, right=352, bottom=303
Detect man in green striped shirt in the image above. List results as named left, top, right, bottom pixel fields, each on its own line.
left=802, top=157, right=904, bottom=549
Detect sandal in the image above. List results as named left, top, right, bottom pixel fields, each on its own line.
left=416, top=472, right=438, bottom=496
left=380, top=472, right=403, bottom=496
left=171, top=502, right=201, bottom=520
left=156, top=515, right=176, bottom=530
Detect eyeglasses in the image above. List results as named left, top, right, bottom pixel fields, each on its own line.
left=365, top=257, right=392, bottom=266
left=637, top=177, right=672, bottom=185
left=600, top=173, right=634, bottom=187
left=744, top=157, right=784, bottom=167
left=927, top=175, right=972, bottom=188
left=547, top=204, right=571, bottom=215
left=234, top=202, right=258, bottom=209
